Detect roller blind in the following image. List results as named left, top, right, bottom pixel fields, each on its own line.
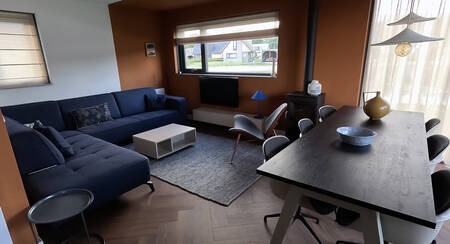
left=175, top=12, right=279, bottom=44
left=0, top=11, right=49, bottom=89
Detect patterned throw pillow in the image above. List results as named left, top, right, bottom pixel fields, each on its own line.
left=71, top=103, right=113, bottom=128
left=24, top=120, right=44, bottom=129
left=146, top=94, right=167, bottom=111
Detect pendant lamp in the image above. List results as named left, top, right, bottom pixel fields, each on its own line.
left=371, top=0, right=444, bottom=57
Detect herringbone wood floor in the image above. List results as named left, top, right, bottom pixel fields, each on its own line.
left=80, top=174, right=450, bottom=244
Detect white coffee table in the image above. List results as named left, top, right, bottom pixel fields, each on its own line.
left=133, top=123, right=197, bottom=159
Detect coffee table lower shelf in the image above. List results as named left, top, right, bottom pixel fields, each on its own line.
left=133, top=124, right=197, bottom=159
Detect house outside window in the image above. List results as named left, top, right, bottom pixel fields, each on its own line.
left=176, top=12, right=279, bottom=76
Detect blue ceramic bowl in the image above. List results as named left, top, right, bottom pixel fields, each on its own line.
left=336, top=127, right=377, bottom=146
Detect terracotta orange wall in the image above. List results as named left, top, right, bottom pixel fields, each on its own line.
left=109, top=5, right=165, bottom=90
left=110, top=0, right=372, bottom=113
left=161, top=0, right=309, bottom=115
left=0, top=110, right=35, bottom=243
left=314, top=0, right=372, bottom=108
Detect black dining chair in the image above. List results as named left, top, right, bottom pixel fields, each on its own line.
left=428, top=134, right=450, bottom=173
left=262, top=135, right=323, bottom=244
left=426, top=118, right=441, bottom=137
left=318, top=105, right=337, bottom=122
left=336, top=169, right=450, bottom=244
left=298, top=118, right=314, bottom=137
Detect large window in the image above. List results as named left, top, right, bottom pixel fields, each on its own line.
left=0, top=11, right=49, bottom=89
left=176, top=12, right=279, bottom=76
left=362, top=0, right=449, bottom=142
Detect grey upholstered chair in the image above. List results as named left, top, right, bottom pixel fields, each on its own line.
left=318, top=105, right=337, bottom=122
left=262, top=135, right=322, bottom=244
left=428, top=134, right=450, bottom=173
left=337, top=169, right=450, bottom=244
left=426, top=118, right=441, bottom=137
left=298, top=118, right=314, bottom=137
left=229, top=103, right=287, bottom=163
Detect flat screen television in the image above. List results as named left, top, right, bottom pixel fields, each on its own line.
left=200, top=76, right=239, bottom=107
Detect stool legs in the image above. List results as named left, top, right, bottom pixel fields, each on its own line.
left=80, top=212, right=91, bottom=244
left=28, top=220, right=39, bottom=244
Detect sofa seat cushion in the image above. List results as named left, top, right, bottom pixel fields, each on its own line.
left=77, top=117, right=142, bottom=144
left=129, top=110, right=180, bottom=131
left=2, top=101, right=66, bottom=131
left=23, top=131, right=151, bottom=207
left=22, top=166, right=90, bottom=205
left=59, top=93, right=122, bottom=130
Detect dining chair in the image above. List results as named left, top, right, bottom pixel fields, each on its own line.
left=229, top=103, right=287, bottom=163
left=428, top=134, right=449, bottom=173
left=298, top=118, right=314, bottom=137
left=426, top=118, right=441, bottom=137
left=337, top=169, right=450, bottom=244
left=318, top=105, right=337, bottom=122
left=262, top=135, right=322, bottom=244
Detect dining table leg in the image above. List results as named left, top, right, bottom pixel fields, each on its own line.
left=270, top=185, right=303, bottom=244
left=361, top=210, right=384, bottom=244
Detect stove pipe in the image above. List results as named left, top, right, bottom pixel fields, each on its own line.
left=303, top=0, right=319, bottom=92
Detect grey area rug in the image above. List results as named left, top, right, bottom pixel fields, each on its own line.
left=128, top=125, right=264, bottom=206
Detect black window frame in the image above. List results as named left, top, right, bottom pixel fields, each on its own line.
left=177, top=41, right=277, bottom=77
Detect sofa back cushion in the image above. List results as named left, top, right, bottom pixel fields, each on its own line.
left=58, top=93, right=121, bottom=129
left=113, top=88, right=157, bottom=116
left=1, top=101, right=66, bottom=131
left=4, top=117, right=65, bottom=175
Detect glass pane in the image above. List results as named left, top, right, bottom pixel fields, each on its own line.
left=205, top=37, right=278, bottom=75
left=183, top=44, right=202, bottom=70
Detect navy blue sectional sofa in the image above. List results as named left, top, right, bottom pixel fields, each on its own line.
left=2, top=87, right=187, bottom=208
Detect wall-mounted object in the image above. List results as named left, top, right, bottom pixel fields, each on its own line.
left=371, top=0, right=444, bottom=57
left=199, top=76, right=239, bottom=107
left=146, top=43, right=156, bottom=56
left=155, top=88, right=165, bottom=95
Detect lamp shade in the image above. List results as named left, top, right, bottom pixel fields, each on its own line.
left=371, top=27, right=444, bottom=46
left=387, top=12, right=436, bottom=26
left=251, top=90, right=267, bottom=100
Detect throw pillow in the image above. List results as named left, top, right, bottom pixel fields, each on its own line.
left=146, top=94, right=167, bottom=111
left=35, top=126, right=75, bottom=157
left=71, top=103, right=113, bottom=128
left=24, top=120, right=44, bottom=129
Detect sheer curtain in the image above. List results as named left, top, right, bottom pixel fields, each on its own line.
left=362, top=0, right=449, bottom=138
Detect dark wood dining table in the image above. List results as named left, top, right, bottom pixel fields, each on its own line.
left=257, top=106, right=436, bottom=244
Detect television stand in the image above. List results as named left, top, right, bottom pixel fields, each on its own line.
left=192, top=107, right=265, bottom=130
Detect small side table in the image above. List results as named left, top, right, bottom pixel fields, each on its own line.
left=27, top=189, right=105, bottom=244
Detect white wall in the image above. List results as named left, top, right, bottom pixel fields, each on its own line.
left=0, top=0, right=121, bottom=106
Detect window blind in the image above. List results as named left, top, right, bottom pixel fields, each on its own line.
left=0, top=11, right=49, bottom=89
left=175, top=12, right=279, bottom=44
